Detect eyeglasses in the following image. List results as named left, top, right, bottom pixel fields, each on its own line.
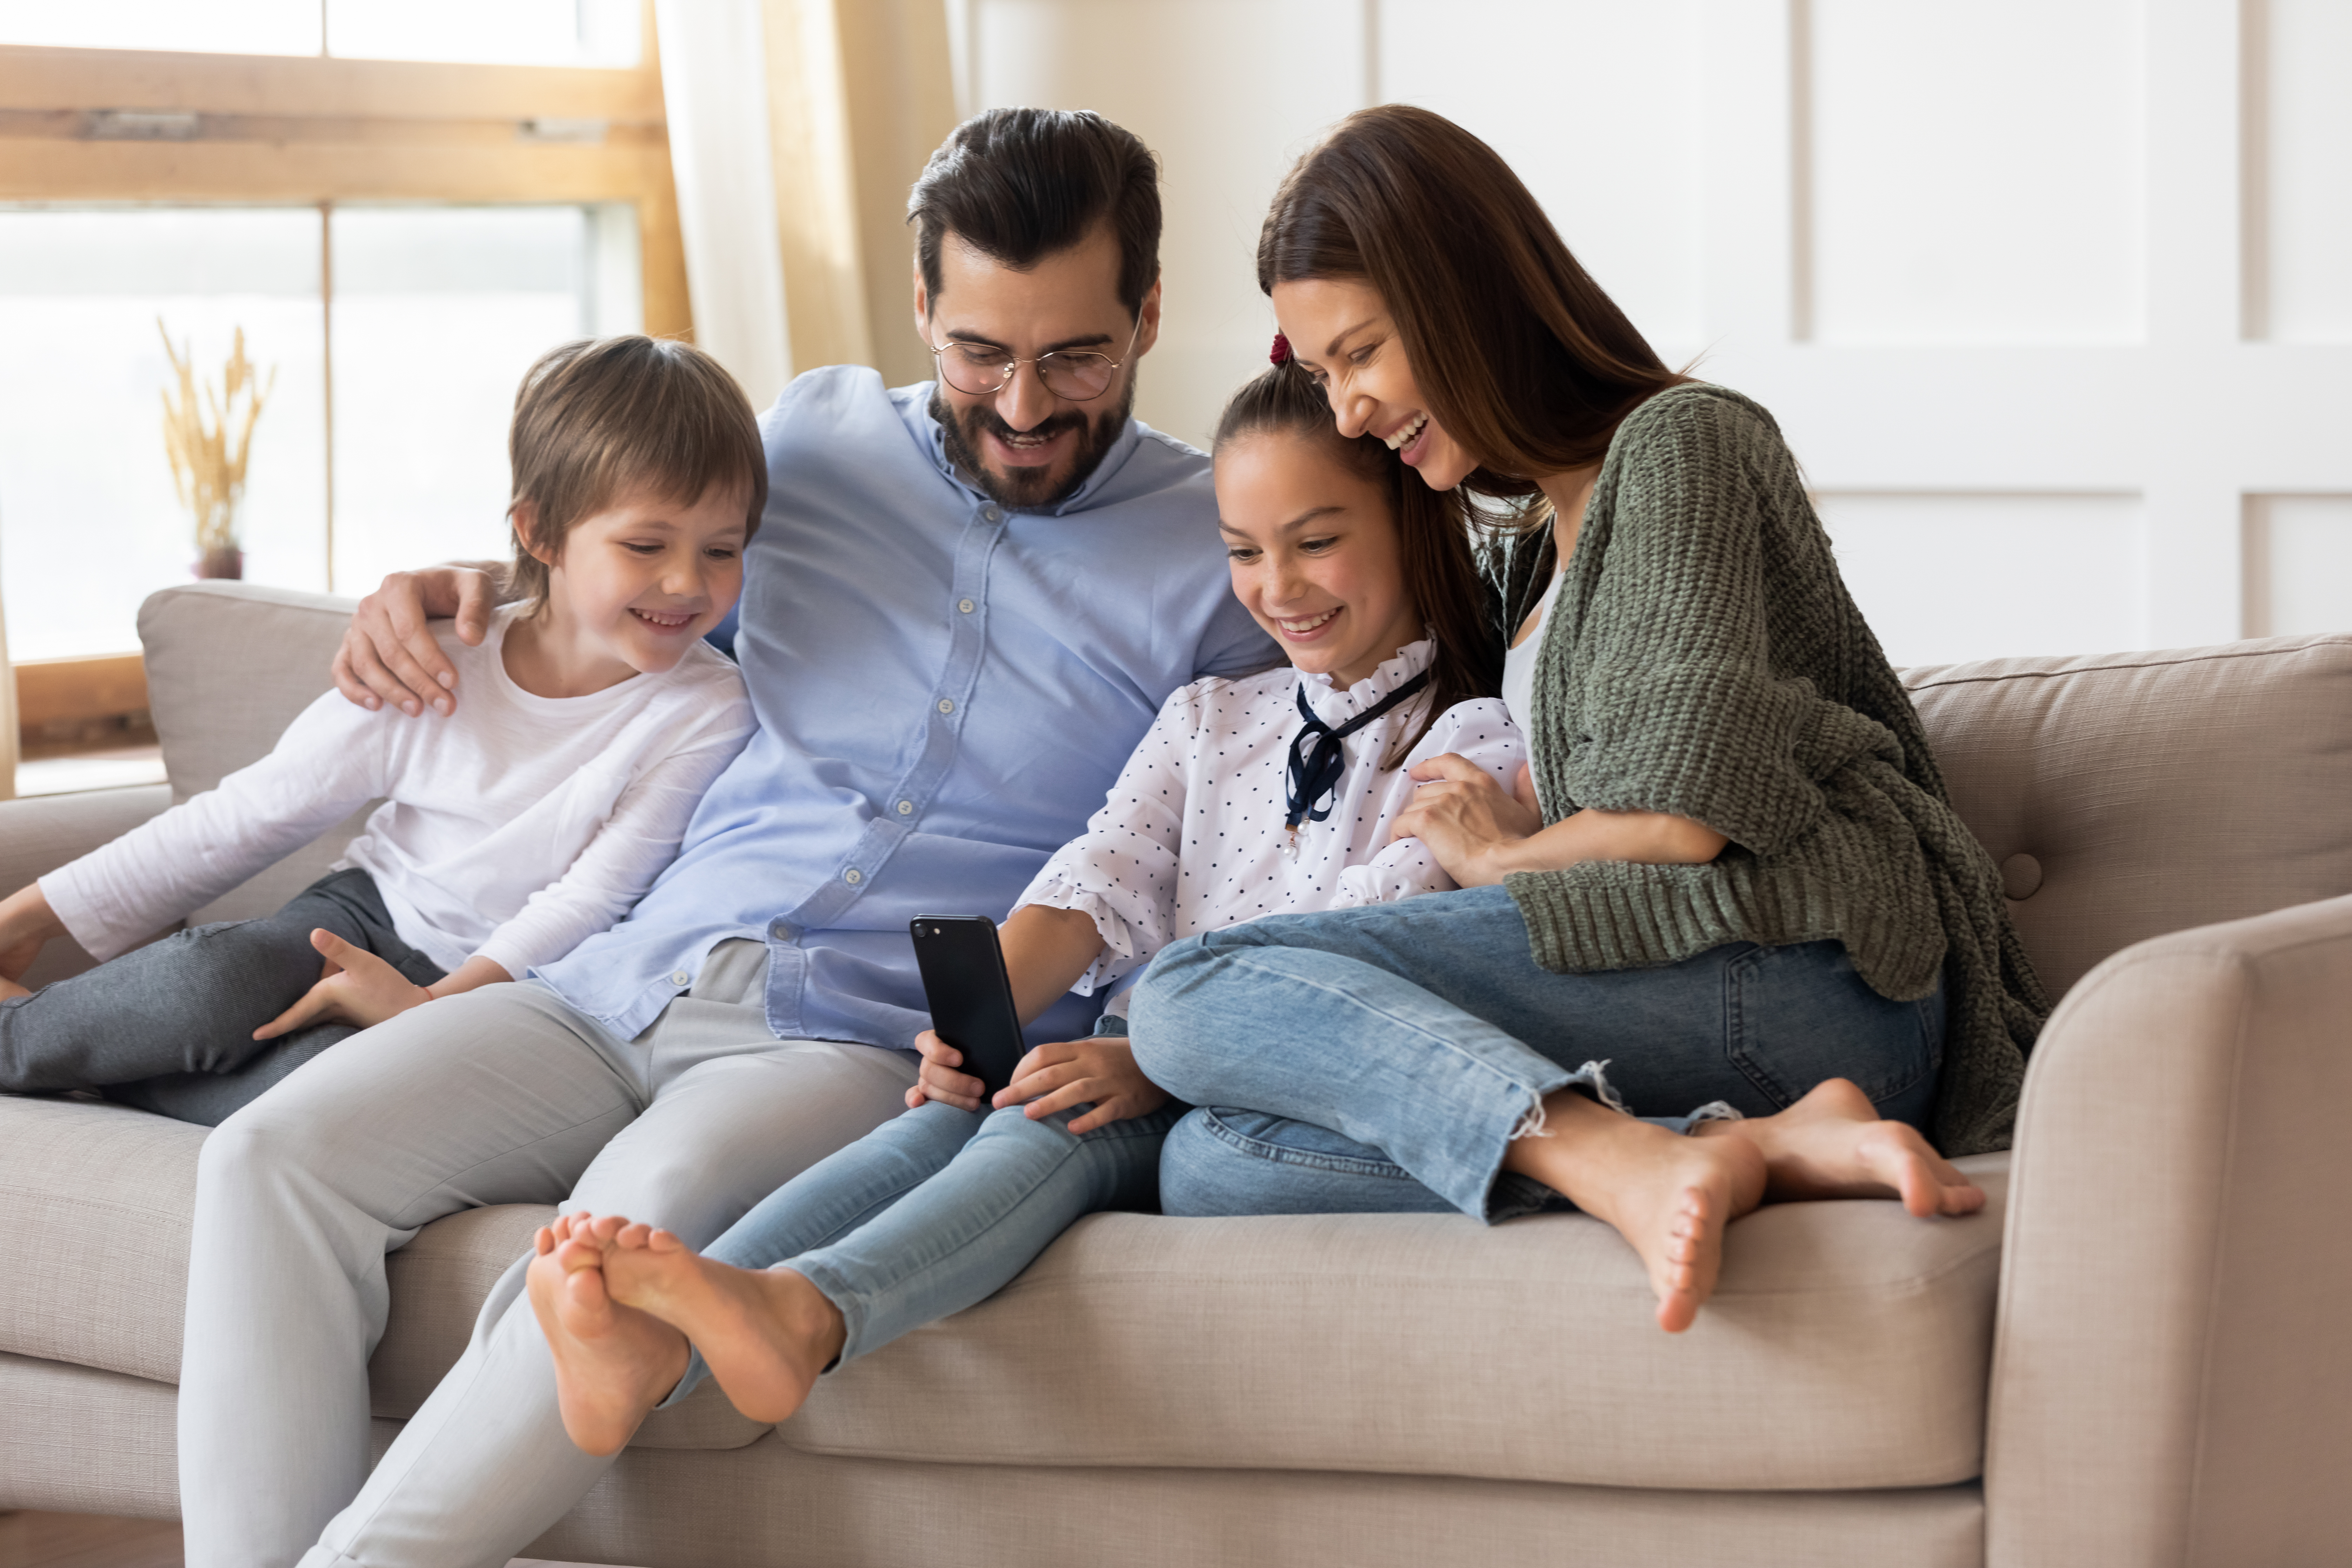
left=924, top=315, right=1142, bottom=402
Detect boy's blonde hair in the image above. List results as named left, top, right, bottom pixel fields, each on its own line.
left=506, top=335, right=767, bottom=609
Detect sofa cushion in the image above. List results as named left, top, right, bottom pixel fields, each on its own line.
left=136, top=582, right=374, bottom=924
left=1906, top=633, right=2352, bottom=999
left=0, top=1096, right=763, bottom=1451
left=784, top=1154, right=2009, bottom=1491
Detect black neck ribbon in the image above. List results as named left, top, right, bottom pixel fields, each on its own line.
left=1285, top=670, right=1431, bottom=833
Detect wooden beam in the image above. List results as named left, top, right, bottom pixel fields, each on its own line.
left=15, top=654, right=149, bottom=729
left=0, top=138, right=677, bottom=203
left=0, top=45, right=664, bottom=125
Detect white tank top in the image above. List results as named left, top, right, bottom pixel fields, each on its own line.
left=1500, top=567, right=1565, bottom=738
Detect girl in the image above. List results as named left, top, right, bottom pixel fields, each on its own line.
left=521, top=361, right=1533, bottom=1456
left=1126, top=105, right=2043, bottom=1333
left=0, top=335, right=760, bottom=1126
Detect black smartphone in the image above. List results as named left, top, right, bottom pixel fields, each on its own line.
left=909, top=915, right=1025, bottom=1098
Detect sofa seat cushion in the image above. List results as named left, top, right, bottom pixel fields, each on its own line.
left=786, top=1154, right=2008, bottom=1492
left=0, top=1095, right=763, bottom=1451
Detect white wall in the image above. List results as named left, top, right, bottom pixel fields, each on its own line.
left=953, top=0, right=2352, bottom=665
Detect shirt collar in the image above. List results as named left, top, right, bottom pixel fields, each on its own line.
left=1297, top=636, right=1436, bottom=727
left=897, top=380, right=1147, bottom=517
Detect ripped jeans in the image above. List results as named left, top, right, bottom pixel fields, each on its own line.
left=1128, top=885, right=1944, bottom=1223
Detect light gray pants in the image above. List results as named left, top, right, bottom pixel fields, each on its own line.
left=175, top=941, right=918, bottom=1568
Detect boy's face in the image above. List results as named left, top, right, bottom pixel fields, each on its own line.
left=531, top=480, right=750, bottom=678
left=915, top=223, right=1161, bottom=511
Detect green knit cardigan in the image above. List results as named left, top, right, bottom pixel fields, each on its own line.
left=1489, top=383, right=2047, bottom=1156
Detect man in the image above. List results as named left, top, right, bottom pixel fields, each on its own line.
left=178, top=107, right=1272, bottom=1568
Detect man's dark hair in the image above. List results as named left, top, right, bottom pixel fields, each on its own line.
left=908, top=108, right=1162, bottom=319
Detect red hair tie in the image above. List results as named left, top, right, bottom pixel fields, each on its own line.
left=1270, top=332, right=1292, bottom=366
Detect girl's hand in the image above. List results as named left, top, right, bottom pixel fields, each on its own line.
left=907, top=1028, right=988, bottom=1111
left=997, top=1036, right=1167, bottom=1135
left=253, top=929, right=434, bottom=1040
left=1390, top=754, right=1543, bottom=886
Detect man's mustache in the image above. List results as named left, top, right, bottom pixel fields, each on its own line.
left=960, top=404, right=1091, bottom=447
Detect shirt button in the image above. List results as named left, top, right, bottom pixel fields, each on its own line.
left=937, top=698, right=955, bottom=714
left=669, top=970, right=691, bottom=986
left=844, top=868, right=863, bottom=885
left=958, top=598, right=975, bottom=614
left=768, top=919, right=791, bottom=939
left=982, top=506, right=1002, bottom=523
left=897, top=799, right=914, bottom=815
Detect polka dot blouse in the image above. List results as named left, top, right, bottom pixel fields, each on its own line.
left=1015, top=638, right=1526, bottom=1000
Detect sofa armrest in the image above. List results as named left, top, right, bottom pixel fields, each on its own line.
left=1985, top=891, right=2352, bottom=1567
left=0, top=786, right=174, bottom=987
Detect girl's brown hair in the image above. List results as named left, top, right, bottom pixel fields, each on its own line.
left=1258, top=104, right=1687, bottom=509
left=1214, top=362, right=1499, bottom=766
left=506, top=335, right=767, bottom=611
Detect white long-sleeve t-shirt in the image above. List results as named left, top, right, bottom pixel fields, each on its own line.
left=42, top=604, right=755, bottom=979
left=1016, top=638, right=1526, bottom=998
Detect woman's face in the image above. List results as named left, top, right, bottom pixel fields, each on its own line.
left=1214, top=427, right=1424, bottom=688
left=1271, top=276, right=1480, bottom=493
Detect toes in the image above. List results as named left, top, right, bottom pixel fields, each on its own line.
left=648, top=1227, right=687, bottom=1254
left=617, top=1222, right=654, bottom=1250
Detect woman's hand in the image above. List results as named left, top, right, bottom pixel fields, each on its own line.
left=252, top=929, right=434, bottom=1040
left=1389, top=754, right=1544, bottom=887
left=997, top=1036, right=1167, bottom=1135
left=906, top=1028, right=988, bottom=1111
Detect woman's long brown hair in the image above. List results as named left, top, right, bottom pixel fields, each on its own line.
left=1214, top=363, right=1500, bottom=767
left=1258, top=104, right=1688, bottom=511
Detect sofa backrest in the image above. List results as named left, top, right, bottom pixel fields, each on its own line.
left=137, top=583, right=2351, bottom=1001
left=1905, top=633, right=2352, bottom=1001
left=139, top=581, right=365, bottom=923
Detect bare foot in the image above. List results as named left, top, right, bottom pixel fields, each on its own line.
left=587, top=1214, right=846, bottom=1426
left=1699, top=1079, right=1985, bottom=1218
left=1505, top=1091, right=1767, bottom=1333
left=524, top=1213, right=692, bottom=1457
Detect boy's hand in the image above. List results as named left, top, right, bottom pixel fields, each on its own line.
left=997, top=1036, right=1167, bottom=1135
left=0, top=883, right=69, bottom=992
left=334, top=565, right=498, bottom=718
left=906, top=1028, right=987, bottom=1111
left=253, top=929, right=433, bottom=1041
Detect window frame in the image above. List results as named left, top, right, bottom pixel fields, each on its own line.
left=0, top=11, right=690, bottom=741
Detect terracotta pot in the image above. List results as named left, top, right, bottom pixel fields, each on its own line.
left=195, top=547, right=244, bottom=580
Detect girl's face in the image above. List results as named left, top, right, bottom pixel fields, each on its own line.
left=1215, top=428, right=1424, bottom=687
left=526, top=480, right=750, bottom=682
left=1271, top=276, right=1480, bottom=493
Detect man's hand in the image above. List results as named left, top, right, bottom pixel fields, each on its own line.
left=253, top=930, right=433, bottom=1040
left=333, top=566, right=499, bottom=716
left=1389, top=754, right=1543, bottom=886
left=997, top=1035, right=1167, bottom=1135
left=907, top=1028, right=988, bottom=1111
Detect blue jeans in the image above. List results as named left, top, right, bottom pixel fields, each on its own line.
left=660, top=1084, right=1180, bottom=1402
left=1128, top=885, right=1944, bottom=1223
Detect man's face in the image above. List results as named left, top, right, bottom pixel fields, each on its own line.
left=916, top=225, right=1161, bottom=511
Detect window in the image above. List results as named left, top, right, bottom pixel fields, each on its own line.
left=0, top=4, right=686, bottom=698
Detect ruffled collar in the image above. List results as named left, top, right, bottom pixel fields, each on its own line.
left=1297, top=636, right=1434, bottom=728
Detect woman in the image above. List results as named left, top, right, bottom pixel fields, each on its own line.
left=1125, top=105, right=2048, bottom=1333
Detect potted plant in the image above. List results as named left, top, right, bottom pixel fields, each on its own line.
left=160, top=320, right=274, bottom=581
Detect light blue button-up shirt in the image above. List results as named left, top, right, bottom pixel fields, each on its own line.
left=532, top=365, right=1274, bottom=1049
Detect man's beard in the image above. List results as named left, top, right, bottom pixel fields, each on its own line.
left=931, top=376, right=1135, bottom=511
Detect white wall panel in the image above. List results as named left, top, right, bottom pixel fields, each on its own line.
left=2254, top=0, right=2352, bottom=342
left=969, top=0, right=1361, bottom=446
left=1806, top=0, right=2145, bottom=345
left=1377, top=0, right=1706, bottom=360
left=2244, top=495, right=2352, bottom=636
left=1814, top=493, right=2145, bottom=666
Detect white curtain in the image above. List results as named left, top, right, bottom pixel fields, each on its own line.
left=651, top=0, right=795, bottom=409
left=0, top=565, right=18, bottom=801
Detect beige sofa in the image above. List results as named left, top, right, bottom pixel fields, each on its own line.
left=3, top=581, right=2348, bottom=1568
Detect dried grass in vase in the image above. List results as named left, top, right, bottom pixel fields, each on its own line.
left=159, top=319, right=276, bottom=580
